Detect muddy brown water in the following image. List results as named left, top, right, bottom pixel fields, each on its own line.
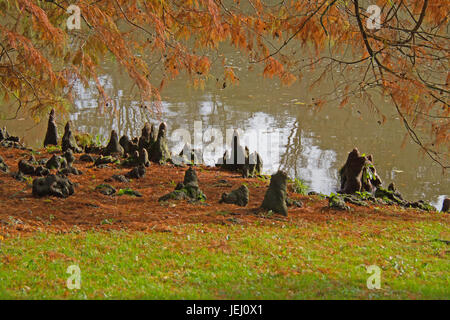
left=0, top=54, right=448, bottom=209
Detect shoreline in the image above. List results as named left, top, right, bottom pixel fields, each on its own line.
left=0, top=144, right=447, bottom=237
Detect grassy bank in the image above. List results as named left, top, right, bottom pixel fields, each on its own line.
left=1, top=217, right=448, bottom=299
left=0, top=146, right=448, bottom=299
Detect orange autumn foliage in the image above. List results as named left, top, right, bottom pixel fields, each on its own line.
left=0, top=0, right=448, bottom=167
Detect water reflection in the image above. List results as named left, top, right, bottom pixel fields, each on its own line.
left=0, top=59, right=447, bottom=207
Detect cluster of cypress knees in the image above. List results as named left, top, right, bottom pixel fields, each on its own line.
left=0, top=108, right=448, bottom=215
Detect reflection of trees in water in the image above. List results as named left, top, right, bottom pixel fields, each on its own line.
left=71, top=81, right=340, bottom=193
left=278, top=119, right=338, bottom=194
left=67, top=71, right=447, bottom=202
left=279, top=120, right=302, bottom=176
left=71, top=73, right=153, bottom=139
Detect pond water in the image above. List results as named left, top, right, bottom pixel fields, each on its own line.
left=0, top=52, right=448, bottom=209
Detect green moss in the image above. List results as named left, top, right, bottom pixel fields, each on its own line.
left=355, top=191, right=373, bottom=200
left=408, top=201, right=436, bottom=212
left=419, top=202, right=435, bottom=212
left=121, top=156, right=138, bottom=167
left=182, top=186, right=207, bottom=201
left=117, top=188, right=142, bottom=197
left=343, top=194, right=368, bottom=207
left=95, top=155, right=117, bottom=166
left=159, top=185, right=206, bottom=202
left=45, top=145, right=61, bottom=153
left=328, top=193, right=350, bottom=211
left=375, top=187, right=404, bottom=205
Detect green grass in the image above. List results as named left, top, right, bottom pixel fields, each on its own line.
left=290, top=178, right=309, bottom=195
left=45, top=145, right=62, bottom=153
left=0, top=217, right=448, bottom=299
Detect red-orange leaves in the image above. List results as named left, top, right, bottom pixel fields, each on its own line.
left=195, top=57, right=211, bottom=75
left=281, top=72, right=297, bottom=86
left=263, top=58, right=297, bottom=86
left=263, top=57, right=284, bottom=79
left=0, top=0, right=447, bottom=164
left=224, top=67, right=239, bottom=84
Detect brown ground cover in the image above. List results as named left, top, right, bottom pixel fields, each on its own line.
left=0, top=146, right=446, bottom=236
